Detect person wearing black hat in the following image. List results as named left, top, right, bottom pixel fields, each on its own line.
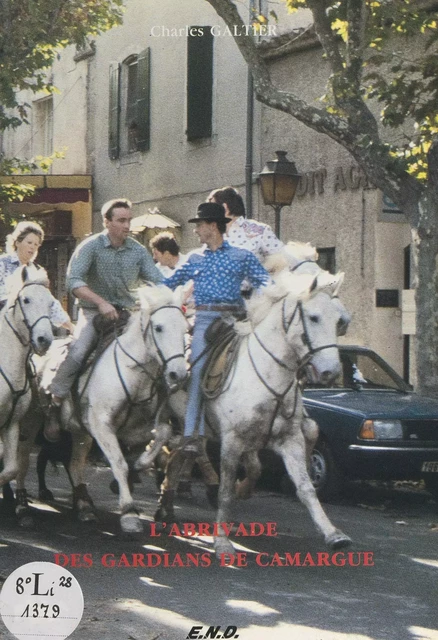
left=163, top=202, right=270, bottom=454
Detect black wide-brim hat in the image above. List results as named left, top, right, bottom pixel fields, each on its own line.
left=188, top=202, right=226, bottom=223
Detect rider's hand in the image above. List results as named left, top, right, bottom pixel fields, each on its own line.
left=98, top=301, right=119, bottom=320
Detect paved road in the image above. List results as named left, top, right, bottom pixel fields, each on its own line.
left=0, top=457, right=437, bottom=640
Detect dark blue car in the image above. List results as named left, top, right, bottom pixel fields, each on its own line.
left=302, top=346, right=438, bottom=500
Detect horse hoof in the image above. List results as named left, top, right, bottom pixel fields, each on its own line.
left=326, top=530, right=352, bottom=550
left=206, top=484, right=219, bottom=509
left=17, top=511, right=35, bottom=529
left=38, top=489, right=54, bottom=502
left=214, top=536, right=234, bottom=558
left=77, top=507, right=97, bottom=523
left=235, top=479, right=252, bottom=500
left=154, top=507, right=165, bottom=522
left=134, top=452, right=153, bottom=471
left=121, top=513, right=143, bottom=534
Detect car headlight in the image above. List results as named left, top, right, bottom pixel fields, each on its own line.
left=359, top=419, right=403, bottom=440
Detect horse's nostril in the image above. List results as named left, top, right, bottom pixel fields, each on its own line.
left=169, top=371, right=178, bottom=381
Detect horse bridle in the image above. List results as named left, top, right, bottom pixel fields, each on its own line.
left=282, top=297, right=338, bottom=373
left=0, top=282, right=51, bottom=430
left=143, top=305, right=187, bottom=373
left=5, top=282, right=52, bottom=347
left=113, top=304, right=187, bottom=406
left=248, top=293, right=338, bottom=401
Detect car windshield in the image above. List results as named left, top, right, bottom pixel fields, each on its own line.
left=309, top=350, right=410, bottom=392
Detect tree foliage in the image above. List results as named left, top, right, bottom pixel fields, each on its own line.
left=204, top=0, right=438, bottom=394
left=284, top=0, right=438, bottom=180
left=0, top=0, right=124, bottom=130
left=0, top=0, right=123, bottom=217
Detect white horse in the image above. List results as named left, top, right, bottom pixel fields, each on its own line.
left=17, top=285, right=189, bottom=534
left=160, top=271, right=352, bottom=556
left=0, top=267, right=54, bottom=491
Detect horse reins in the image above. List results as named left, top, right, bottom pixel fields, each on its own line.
left=0, top=282, right=51, bottom=430
left=5, top=282, right=51, bottom=346
left=247, top=293, right=338, bottom=446
left=113, top=304, right=186, bottom=411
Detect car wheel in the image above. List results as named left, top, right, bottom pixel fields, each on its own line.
left=423, top=476, right=438, bottom=500
left=309, top=439, right=343, bottom=501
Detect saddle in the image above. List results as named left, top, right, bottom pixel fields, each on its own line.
left=201, top=316, right=245, bottom=399
left=92, top=309, right=131, bottom=359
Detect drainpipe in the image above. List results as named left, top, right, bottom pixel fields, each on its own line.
left=245, top=0, right=257, bottom=218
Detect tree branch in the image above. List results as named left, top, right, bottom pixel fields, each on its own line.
left=346, top=0, right=367, bottom=85
left=306, top=0, right=344, bottom=74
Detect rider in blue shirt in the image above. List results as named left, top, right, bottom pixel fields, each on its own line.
left=164, top=202, right=270, bottom=454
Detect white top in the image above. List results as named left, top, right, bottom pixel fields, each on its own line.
left=155, top=253, right=187, bottom=277
left=0, top=253, right=70, bottom=326
left=226, top=216, right=284, bottom=262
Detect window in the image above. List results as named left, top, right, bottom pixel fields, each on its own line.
left=186, top=27, right=213, bottom=141
left=108, top=48, right=151, bottom=159
left=317, top=247, right=336, bottom=274
left=32, top=97, right=53, bottom=158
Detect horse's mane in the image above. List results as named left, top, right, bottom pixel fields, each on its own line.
left=247, top=272, right=315, bottom=327
left=137, top=284, right=179, bottom=314
left=6, top=265, right=50, bottom=305
left=247, top=270, right=343, bottom=327
left=264, top=241, right=319, bottom=274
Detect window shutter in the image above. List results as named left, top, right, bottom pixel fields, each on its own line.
left=186, top=28, right=213, bottom=141
left=136, top=47, right=151, bottom=152
left=108, top=63, right=121, bottom=159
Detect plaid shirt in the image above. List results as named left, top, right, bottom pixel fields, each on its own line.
left=67, top=231, right=163, bottom=309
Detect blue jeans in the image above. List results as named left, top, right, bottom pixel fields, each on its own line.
left=185, top=311, right=221, bottom=437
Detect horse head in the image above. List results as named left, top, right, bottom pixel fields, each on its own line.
left=263, top=270, right=345, bottom=385
left=138, top=285, right=188, bottom=392
left=5, top=266, right=54, bottom=355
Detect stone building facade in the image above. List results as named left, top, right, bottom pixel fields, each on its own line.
left=0, top=0, right=415, bottom=379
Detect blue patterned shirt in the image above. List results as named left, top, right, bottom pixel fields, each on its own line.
left=67, top=231, right=163, bottom=309
left=163, top=240, right=269, bottom=306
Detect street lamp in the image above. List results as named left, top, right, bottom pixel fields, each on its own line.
left=258, top=150, right=301, bottom=239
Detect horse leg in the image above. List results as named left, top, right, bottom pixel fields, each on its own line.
left=213, top=437, right=244, bottom=558
left=302, top=414, right=319, bottom=469
left=0, top=425, right=20, bottom=487
left=193, top=438, right=220, bottom=507
left=134, top=422, right=172, bottom=471
left=235, top=450, right=261, bottom=500
left=90, top=427, right=143, bottom=534
left=36, top=449, right=53, bottom=501
left=0, top=425, right=21, bottom=516
left=15, top=434, right=37, bottom=528
left=154, top=448, right=187, bottom=522
left=69, top=431, right=97, bottom=523
left=272, top=432, right=351, bottom=549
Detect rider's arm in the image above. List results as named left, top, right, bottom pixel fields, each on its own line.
left=139, top=247, right=164, bottom=285
left=244, top=253, right=271, bottom=290
left=71, top=286, right=117, bottom=319
left=163, top=259, right=194, bottom=290
left=67, top=238, right=118, bottom=319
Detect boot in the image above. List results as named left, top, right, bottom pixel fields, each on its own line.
left=43, top=402, right=62, bottom=443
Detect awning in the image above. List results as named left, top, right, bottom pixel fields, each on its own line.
left=25, top=188, right=89, bottom=204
